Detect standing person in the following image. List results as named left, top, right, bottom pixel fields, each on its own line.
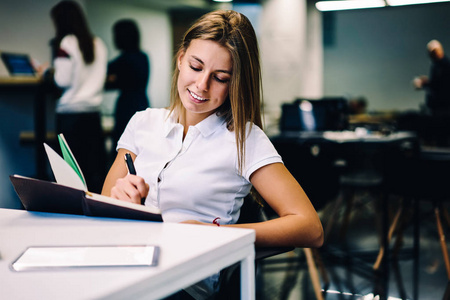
left=106, top=19, right=150, bottom=159
left=413, top=39, right=450, bottom=115
left=50, top=0, right=108, bottom=193
left=102, top=10, right=323, bottom=299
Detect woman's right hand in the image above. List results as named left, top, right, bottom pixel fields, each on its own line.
left=110, top=174, right=149, bottom=204
left=102, top=149, right=148, bottom=205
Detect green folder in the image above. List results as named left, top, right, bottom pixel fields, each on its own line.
left=57, top=134, right=86, bottom=188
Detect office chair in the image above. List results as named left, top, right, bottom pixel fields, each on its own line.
left=329, top=141, right=388, bottom=241
left=269, top=136, right=343, bottom=299
left=217, top=194, right=325, bottom=300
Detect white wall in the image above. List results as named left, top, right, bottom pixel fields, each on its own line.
left=323, top=3, right=450, bottom=112
left=259, top=0, right=323, bottom=128
left=0, top=0, right=64, bottom=74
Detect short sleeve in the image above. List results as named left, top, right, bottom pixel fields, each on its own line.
left=116, top=111, right=140, bottom=154
left=242, top=124, right=283, bottom=181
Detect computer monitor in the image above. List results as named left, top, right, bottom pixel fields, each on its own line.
left=280, top=97, right=349, bottom=132
left=1, top=52, right=36, bottom=76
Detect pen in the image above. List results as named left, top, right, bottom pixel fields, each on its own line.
left=124, top=152, right=136, bottom=175
left=124, top=153, right=145, bottom=205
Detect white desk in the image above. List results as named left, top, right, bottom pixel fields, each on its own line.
left=0, top=209, right=255, bottom=299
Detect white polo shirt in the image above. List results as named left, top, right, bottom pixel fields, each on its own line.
left=117, top=108, right=282, bottom=223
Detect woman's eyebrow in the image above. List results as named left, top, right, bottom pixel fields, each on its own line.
left=191, top=55, right=232, bottom=74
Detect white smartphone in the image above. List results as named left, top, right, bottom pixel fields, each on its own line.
left=11, top=245, right=159, bottom=271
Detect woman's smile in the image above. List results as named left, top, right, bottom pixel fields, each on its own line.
left=188, top=89, right=208, bottom=102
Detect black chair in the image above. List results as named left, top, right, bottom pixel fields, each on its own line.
left=270, top=136, right=342, bottom=299
left=380, top=146, right=450, bottom=300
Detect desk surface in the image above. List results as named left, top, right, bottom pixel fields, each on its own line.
left=0, top=76, right=41, bottom=85
left=0, top=209, right=255, bottom=299
left=271, top=130, right=417, bottom=144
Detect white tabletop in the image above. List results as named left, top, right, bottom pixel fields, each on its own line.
left=0, top=208, right=255, bottom=299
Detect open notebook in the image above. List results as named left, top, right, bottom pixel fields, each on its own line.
left=10, top=134, right=162, bottom=222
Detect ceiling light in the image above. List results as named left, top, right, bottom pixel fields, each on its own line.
left=315, top=0, right=386, bottom=11
left=387, top=0, right=450, bottom=5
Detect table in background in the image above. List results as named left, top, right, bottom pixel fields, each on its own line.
left=270, top=130, right=419, bottom=300
left=0, top=209, right=256, bottom=299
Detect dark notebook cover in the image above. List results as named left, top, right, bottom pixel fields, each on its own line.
left=10, top=175, right=162, bottom=222
left=10, top=175, right=85, bottom=215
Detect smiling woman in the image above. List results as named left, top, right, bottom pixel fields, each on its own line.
left=101, top=9, right=322, bottom=300
left=176, top=39, right=232, bottom=126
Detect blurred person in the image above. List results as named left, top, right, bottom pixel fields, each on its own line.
left=413, top=39, right=450, bottom=115
left=50, top=0, right=108, bottom=193
left=105, top=19, right=150, bottom=159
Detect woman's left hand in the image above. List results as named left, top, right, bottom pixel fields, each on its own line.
left=180, top=220, right=206, bottom=225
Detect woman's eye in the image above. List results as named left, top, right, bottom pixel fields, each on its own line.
left=189, top=65, right=201, bottom=71
left=214, top=76, right=229, bottom=83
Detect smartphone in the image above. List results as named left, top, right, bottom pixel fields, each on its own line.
left=11, top=245, right=159, bottom=271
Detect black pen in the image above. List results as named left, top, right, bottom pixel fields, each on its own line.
left=124, top=153, right=145, bottom=205
left=124, top=152, right=136, bottom=175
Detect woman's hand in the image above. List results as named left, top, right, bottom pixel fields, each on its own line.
left=180, top=220, right=205, bottom=225
left=110, top=174, right=149, bottom=204
left=102, top=149, right=148, bottom=205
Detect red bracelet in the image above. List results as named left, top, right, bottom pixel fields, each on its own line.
left=213, top=217, right=220, bottom=226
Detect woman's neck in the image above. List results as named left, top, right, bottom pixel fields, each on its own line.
left=179, top=111, right=213, bottom=138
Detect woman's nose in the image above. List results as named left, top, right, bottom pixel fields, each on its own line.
left=196, top=73, right=209, bottom=92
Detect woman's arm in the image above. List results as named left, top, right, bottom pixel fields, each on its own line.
left=232, top=163, right=323, bottom=248
left=53, top=54, right=73, bottom=88
left=101, top=148, right=149, bottom=204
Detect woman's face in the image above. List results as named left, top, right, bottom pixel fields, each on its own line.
left=177, top=39, right=232, bottom=124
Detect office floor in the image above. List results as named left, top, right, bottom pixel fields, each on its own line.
left=256, top=196, right=450, bottom=300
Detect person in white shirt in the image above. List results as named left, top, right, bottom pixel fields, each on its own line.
left=102, top=10, right=323, bottom=299
left=50, top=1, right=108, bottom=193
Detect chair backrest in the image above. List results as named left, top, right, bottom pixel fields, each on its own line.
left=271, top=136, right=341, bottom=211
left=280, top=97, right=349, bottom=132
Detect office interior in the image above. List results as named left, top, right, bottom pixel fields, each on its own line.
left=1, top=0, right=450, bottom=299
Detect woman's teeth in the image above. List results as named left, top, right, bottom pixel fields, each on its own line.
left=190, top=90, right=207, bottom=101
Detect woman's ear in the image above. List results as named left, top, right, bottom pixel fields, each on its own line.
left=177, top=52, right=184, bottom=71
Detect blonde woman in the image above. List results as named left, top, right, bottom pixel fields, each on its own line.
left=102, top=10, right=323, bottom=299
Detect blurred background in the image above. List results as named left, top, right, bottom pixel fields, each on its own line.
left=2, top=1, right=450, bottom=299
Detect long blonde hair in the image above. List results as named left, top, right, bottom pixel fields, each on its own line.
left=169, top=10, right=263, bottom=174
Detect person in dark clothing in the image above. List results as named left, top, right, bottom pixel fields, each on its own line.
left=413, top=39, right=450, bottom=115
left=106, top=19, right=150, bottom=155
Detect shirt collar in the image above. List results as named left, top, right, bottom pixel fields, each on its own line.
left=163, top=111, right=226, bottom=138
left=195, top=112, right=226, bottom=137
left=163, top=110, right=180, bottom=137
